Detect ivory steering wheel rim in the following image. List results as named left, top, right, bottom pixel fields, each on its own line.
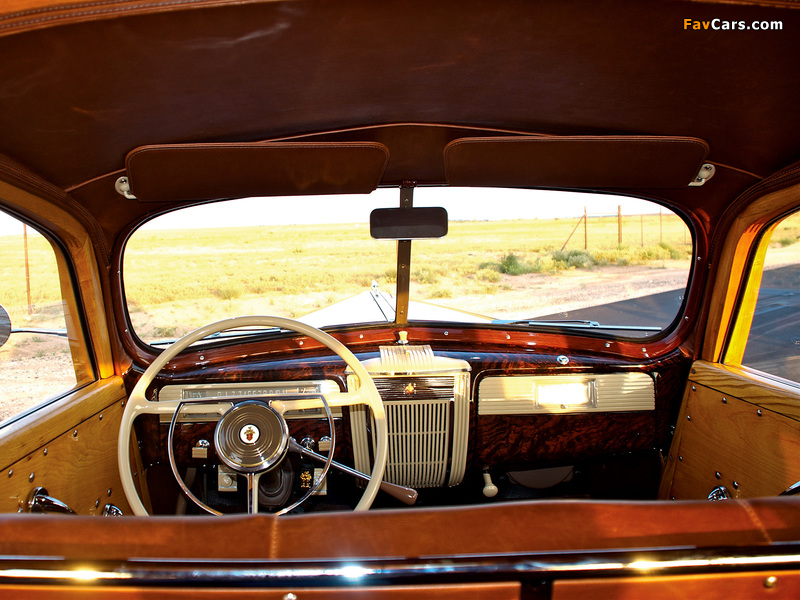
left=117, top=316, right=387, bottom=515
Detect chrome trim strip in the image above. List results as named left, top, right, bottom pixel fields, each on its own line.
left=1, top=546, right=798, bottom=586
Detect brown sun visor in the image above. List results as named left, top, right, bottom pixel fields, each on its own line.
left=122, top=142, right=390, bottom=203
left=444, top=136, right=711, bottom=189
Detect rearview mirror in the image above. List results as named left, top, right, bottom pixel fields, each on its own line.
left=370, top=207, right=448, bottom=240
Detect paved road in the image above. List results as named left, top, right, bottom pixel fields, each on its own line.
left=540, top=264, right=800, bottom=380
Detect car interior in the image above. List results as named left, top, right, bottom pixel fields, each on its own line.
left=0, top=0, right=798, bottom=597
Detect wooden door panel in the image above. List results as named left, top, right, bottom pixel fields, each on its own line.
left=0, top=377, right=130, bottom=515
left=661, top=361, right=800, bottom=500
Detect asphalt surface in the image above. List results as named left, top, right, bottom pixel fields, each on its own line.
left=540, top=264, right=800, bottom=380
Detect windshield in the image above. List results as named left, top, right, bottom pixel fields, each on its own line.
left=123, top=187, right=692, bottom=345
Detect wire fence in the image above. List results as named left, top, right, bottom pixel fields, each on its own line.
left=560, top=207, right=690, bottom=252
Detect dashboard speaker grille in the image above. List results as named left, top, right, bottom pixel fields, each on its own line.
left=348, top=346, right=470, bottom=489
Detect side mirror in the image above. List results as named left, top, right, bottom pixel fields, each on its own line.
left=370, top=207, right=448, bottom=240
left=0, top=304, right=10, bottom=348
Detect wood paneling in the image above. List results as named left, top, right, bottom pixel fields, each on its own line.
left=476, top=412, right=655, bottom=467
left=0, top=378, right=131, bottom=514
left=690, top=360, right=800, bottom=421
left=554, top=571, right=800, bottom=600
left=0, top=377, right=126, bottom=465
left=662, top=373, right=800, bottom=500
left=702, top=182, right=800, bottom=364
left=0, top=582, right=520, bottom=600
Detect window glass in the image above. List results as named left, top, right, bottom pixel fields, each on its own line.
left=740, top=211, right=800, bottom=382
left=124, top=190, right=398, bottom=345
left=123, top=188, right=693, bottom=344
left=412, top=188, right=692, bottom=337
left=0, top=211, right=89, bottom=424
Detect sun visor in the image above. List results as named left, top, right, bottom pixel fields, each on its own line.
left=122, top=142, right=390, bottom=202
left=444, top=136, right=711, bottom=189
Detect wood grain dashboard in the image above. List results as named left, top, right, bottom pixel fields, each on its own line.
left=129, top=346, right=690, bottom=478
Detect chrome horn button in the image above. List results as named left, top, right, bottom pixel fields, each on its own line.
left=215, top=401, right=289, bottom=473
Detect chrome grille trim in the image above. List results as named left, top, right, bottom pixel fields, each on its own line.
left=478, top=372, right=654, bottom=415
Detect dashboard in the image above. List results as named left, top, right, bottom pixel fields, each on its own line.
left=133, top=342, right=689, bottom=514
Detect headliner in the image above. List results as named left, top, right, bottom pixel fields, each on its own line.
left=0, top=0, right=798, bottom=239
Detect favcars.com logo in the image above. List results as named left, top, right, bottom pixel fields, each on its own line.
left=684, top=18, right=783, bottom=30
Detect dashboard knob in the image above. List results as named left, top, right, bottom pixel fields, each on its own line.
left=482, top=471, right=498, bottom=498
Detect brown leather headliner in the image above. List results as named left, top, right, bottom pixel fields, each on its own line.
left=0, top=0, right=797, bottom=240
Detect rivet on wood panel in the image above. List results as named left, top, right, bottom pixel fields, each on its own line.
left=7, top=469, right=12, bottom=478
left=687, top=415, right=691, bottom=421
left=715, top=471, right=721, bottom=479
left=722, top=397, right=727, bottom=404
left=107, top=488, right=112, bottom=497
left=72, top=430, right=78, bottom=438
left=757, top=409, right=763, bottom=417
left=95, top=499, right=100, bottom=508
left=678, top=456, right=683, bottom=461
left=691, top=368, right=696, bottom=374
left=764, top=576, right=777, bottom=589
left=733, top=481, right=739, bottom=490
left=669, top=455, right=673, bottom=461
left=99, top=414, right=103, bottom=421
left=43, top=448, right=48, bottom=456
left=691, top=385, right=696, bottom=391
left=29, top=473, right=34, bottom=483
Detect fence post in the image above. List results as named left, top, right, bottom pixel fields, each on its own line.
left=561, top=213, right=585, bottom=252
left=584, top=206, right=588, bottom=250
left=24, top=223, right=32, bottom=315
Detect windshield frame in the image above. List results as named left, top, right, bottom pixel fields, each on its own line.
left=118, top=186, right=697, bottom=352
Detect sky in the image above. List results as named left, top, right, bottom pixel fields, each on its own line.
left=138, top=187, right=667, bottom=230
left=0, top=187, right=670, bottom=235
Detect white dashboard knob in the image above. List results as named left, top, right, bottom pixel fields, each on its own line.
left=482, top=471, right=499, bottom=498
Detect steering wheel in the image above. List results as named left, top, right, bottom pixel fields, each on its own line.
left=117, top=316, right=387, bottom=515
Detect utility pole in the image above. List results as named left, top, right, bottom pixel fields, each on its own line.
left=24, top=223, right=32, bottom=315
